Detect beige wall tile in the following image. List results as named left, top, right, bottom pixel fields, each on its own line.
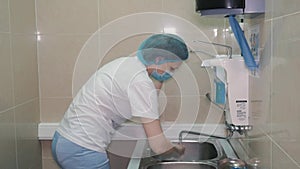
left=272, top=0, right=300, bottom=18
left=162, top=95, right=219, bottom=124
left=143, top=0, right=163, bottom=11
left=264, top=0, right=273, bottom=20
left=0, top=33, right=14, bottom=111
left=240, top=136, right=272, bottom=169
left=12, top=34, right=39, bottom=105
left=40, top=98, right=72, bottom=122
left=269, top=2, right=300, bottom=168
left=174, top=96, right=200, bottom=123
left=162, top=0, right=229, bottom=46
left=164, top=63, right=207, bottom=96
left=41, top=141, right=61, bottom=168
left=42, top=159, right=60, bottom=169
left=42, top=141, right=53, bottom=159
left=1, top=0, right=42, bottom=168
left=161, top=96, right=181, bottom=121
left=271, top=37, right=300, bottom=166
left=0, top=110, right=17, bottom=169
left=10, top=0, right=36, bottom=34
left=16, top=138, right=42, bottom=169
left=250, top=60, right=272, bottom=131
left=249, top=19, right=272, bottom=134
left=99, top=0, right=129, bottom=26
left=99, top=18, right=155, bottom=42
left=101, top=34, right=148, bottom=67
left=15, top=99, right=42, bottom=169
left=193, top=17, right=227, bottom=35
left=38, top=35, right=90, bottom=98
left=15, top=99, right=39, bottom=137
left=196, top=96, right=217, bottom=124
left=0, top=0, right=9, bottom=32
left=271, top=15, right=300, bottom=141
left=162, top=0, right=195, bottom=17
left=162, top=95, right=215, bottom=124
left=163, top=53, right=211, bottom=97
left=36, top=0, right=98, bottom=34
left=272, top=13, right=300, bottom=44
left=274, top=140, right=300, bottom=164
left=272, top=143, right=300, bottom=169
left=100, top=0, right=163, bottom=26
left=71, top=33, right=101, bottom=94
left=187, top=61, right=211, bottom=95
left=163, top=79, right=181, bottom=97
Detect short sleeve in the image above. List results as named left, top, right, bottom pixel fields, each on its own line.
left=128, top=80, right=160, bottom=119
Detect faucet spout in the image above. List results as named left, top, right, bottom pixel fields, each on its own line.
left=178, top=130, right=231, bottom=144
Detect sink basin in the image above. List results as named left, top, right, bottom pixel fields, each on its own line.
left=138, top=138, right=239, bottom=169
left=144, top=162, right=216, bottom=169
left=139, top=140, right=226, bottom=169
left=152, top=140, right=222, bottom=161
left=176, top=140, right=218, bottom=161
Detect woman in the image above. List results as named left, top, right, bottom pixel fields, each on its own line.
left=52, top=33, right=189, bottom=169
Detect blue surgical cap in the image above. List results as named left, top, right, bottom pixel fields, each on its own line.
left=137, top=34, right=189, bottom=65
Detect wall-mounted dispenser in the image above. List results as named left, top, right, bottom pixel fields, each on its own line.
left=195, top=0, right=263, bottom=135
left=201, top=56, right=252, bottom=133
left=195, top=0, right=265, bottom=17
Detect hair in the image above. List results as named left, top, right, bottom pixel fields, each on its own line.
left=137, top=34, right=189, bottom=65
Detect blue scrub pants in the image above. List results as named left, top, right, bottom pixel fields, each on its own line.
left=51, top=131, right=110, bottom=169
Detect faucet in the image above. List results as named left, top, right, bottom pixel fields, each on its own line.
left=225, top=121, right=253, bottom=136
left=192, top=40, right=233, bottom=59
left=178, top=130, right=233, bottom=144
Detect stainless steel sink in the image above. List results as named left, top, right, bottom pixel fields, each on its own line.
left=151, top=140, right=223, bottom=162
left=176, top=140, right=219, bottom=161
left=139, top=139, right=225, bottom=169
left=144, top=162, right=217, bottom=169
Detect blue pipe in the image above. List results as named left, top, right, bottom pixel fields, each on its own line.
left=229, top=15, right=258, bottom=71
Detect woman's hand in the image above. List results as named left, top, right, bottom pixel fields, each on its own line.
left=141, top=118, right=185, bottom=158
left=153, top=80, right=163, bottom=90
left=166, top=143, right=185, bottom=157
left=154, top=143, right=185, bottom=161
left=173, top=143, right=185, bottom=155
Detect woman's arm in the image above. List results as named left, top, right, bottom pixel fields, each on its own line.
left=141, top=118, right=184, bottom=155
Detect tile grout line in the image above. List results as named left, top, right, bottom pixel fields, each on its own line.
left=265, top=11, right=300, bottom=22
left=35, top=0, right=42, bottom=124
left=265, top=133, right=300, bottom=168
left=0, top=97, right=39, bottom=115
left=6, top=0, right=19, bottom=167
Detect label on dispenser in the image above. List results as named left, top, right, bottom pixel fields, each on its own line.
left=214, top=79, right=226, bottom=104
left=236, top=100, right=247, bottom=121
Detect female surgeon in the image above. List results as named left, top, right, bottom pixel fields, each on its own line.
left=51, top=33, right=189, bottom=169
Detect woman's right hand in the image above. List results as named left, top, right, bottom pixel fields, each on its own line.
left=173, top=144, right=185, bottom=155
left=156, top=143, right=185, bottom=160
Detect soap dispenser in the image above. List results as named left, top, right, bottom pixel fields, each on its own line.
left=202, top=56, right=252, bottom=130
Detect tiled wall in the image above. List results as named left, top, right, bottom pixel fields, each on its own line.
left=0, top=0, right=42, bottom=168
left=36, top=0, right=230, bottom=125
left=1, top=0, right=299, bottom=169
left=36, top=0, right=230, bottom=168
left=240, top=0, right=300, bottom=169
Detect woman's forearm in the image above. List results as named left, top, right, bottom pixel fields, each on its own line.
left=141, top=118, right=174, bottom=154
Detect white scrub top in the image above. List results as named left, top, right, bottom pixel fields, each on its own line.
left=57, top=56, right=160, bottom=152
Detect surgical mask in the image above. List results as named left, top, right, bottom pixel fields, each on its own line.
left=151, top=70, right=173, bottom=82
